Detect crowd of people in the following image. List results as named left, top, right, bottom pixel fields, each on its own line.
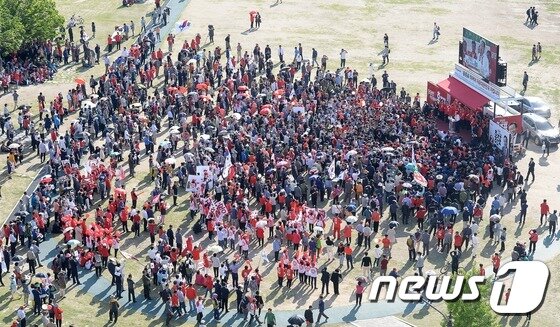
left=0, top=2, right=548, bottom=327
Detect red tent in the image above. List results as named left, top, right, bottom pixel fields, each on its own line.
left=437, top=77, right=489, bottom=110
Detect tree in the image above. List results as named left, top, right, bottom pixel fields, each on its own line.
left=442, top=270, right=499, bottom=327
left=3, top=0, right=64, bottom=44
left=0, top=1, right=25, bottom=54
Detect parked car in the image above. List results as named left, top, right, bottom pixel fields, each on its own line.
left=510, top=96, right=552, bottom=118
left=521, top=113, right=560, bottom=145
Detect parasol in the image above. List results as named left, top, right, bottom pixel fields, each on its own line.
left=66, top=239, right=82, bottom=249
left=345, top=215, right=358, bottom=223
left=165, top=157, right=177, bottom=165
left=63, top=227, right=74, bottom=233
left=402, top=182, right=412, bottom=188
left=207, top=245, right=224, bottom=253
left=259, top=108, right=271, bottom=116
left=8, top=143, right=20, bottom=149
left=75, top=77, right=86, bottom=85
left=35, top=272, right=48, bottom=278
left=441, top=207, right=459, bottom=215
left=187, top=58, right=197, bottom=65
left=200, top=134, right=211, bottom=140
left=12, top=255, right=24, bottom=262
left=256, top=220, right=267, bottom=229
left=40, top=175, right=53, bottom=184
left=196, top=83, right=208, bottom=91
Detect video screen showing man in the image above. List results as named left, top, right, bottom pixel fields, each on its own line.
left=461, top=29, right=497, bottom=82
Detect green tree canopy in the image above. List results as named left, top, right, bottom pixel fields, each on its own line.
left=442, top=270, right=499, bottom=327
left=0, top=0, right=64, bottom=54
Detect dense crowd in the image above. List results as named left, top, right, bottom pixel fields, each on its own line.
left=0, top=3, right=544, bottom=327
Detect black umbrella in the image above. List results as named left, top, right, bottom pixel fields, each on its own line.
left=288, top=315, right=305, bottom=326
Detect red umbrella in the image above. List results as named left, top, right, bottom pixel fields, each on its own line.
left=178, top=86, right=188, bottom=94
left=40, top=175, right=53, bottom=184
left=75, top=78, right=86, bottom=85
left=196, top=83, right=208, bottom=91
left=273, top=89, right=285, bottom=96
left=237, top=85, right=248, bottom=92
left=250, top=10, right=257, bottom=16
left=259, top=108, right=271, bottom=116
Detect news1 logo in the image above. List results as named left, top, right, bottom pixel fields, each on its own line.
left=369, top=261, right=549, bottom=314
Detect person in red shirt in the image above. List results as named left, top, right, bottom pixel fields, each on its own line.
left=256, top=226, right=265, bottom=247
left=53, top=303, right=63, bottom=327
left=343, top=223, right=352, bottom=244
left=453, top=231, right=463, bottom=251
left=291, top=231, right=301, bottom=251
left=107, top=34, right=113, bottom=52
left=415, top=206, right=427, bottom=230
left=344, top=244, right=354, bottom=269
left=332, top=215, right=342, bottom=239
left=540, top=199, right=549, bottom=225
left=380, top=255, right=389, bottom=276
left=479, top=263, right=486, bottom=277
left=491, top=253, right=501, bottom=275
left=529, top=229, right=539, bottom=253
left=185, top=284, right=197, bottom=312
left=277, top=264, right=285, bottom=287
left=285, top=265, right=294, bottom=288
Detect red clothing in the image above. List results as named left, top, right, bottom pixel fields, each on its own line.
left=541, top=202, right=550, bottom=215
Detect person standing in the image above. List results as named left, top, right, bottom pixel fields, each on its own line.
left=537, top=42, right=542, bottom=60
left=264, top=308, right=276, bottom=327
left=540, top=199, right=549, bottom=225
left=360, top=252, right=372, bottom=281
left=53, top=303, right=63, bottom=327
left=304, top=305, right=314, bottom=326
left=339, top=49, right=348, bottom=68
left=522, top=71, right=529, bottom=92
left=549, top=210, right=558, bottom=236
left=278, top=45, right=284, bottom=63
left=529, top=229, right=538, bottom=253
left=330, top=268, right=342, bottom=295
left=531, top=44, right=537, bottom=61
left=416, top=252, right=425, bottom=276
left=142, top=269, right=152, bottom=300
left=320, top=267, right=330, bottom=294
left=127, top=274, right=136, bottom=303
left=355, top=281, right=365, bottom=305
left=109, top=295, right=120, bottom=323
left=526, top=157, right=535, bottom=182
left=17, top=306, right=26, bottom=327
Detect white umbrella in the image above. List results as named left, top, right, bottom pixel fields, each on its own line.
left=8, top=143, right=20, bottom=149
left=165, top=158, right=177, bottom=165
left=381, top=147, right=395, bottom=152
left=204, top=147, right=215, bottom=153
left=66, top=239, right=81, bottom=249
left=169, top=129, right=181, bottom=135
left=187, top=58, right=197, bottom=65
left=346, top=150, right=358, bottom=157
left=256, top=220, right=267, bottom=229
left=314, top=226, right=324, bottom=233
left=185, top=152, right=195, bottom=158
left=207, top=245, right=223, bottom=253
left=232, top=113, right=242, bottom=120
left=345, top=216, right=358, bottom=223
left=63, top=227, right=74, bottom=233
left=159, top=140, right=171, bottom=148
left=200, top=134, right=211, bottom=140
left=81, top=100, right=96, bottom=109
left=402, top=182, right=412, bottom=188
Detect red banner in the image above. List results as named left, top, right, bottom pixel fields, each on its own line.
left=494, top=115, right=523, bottom=134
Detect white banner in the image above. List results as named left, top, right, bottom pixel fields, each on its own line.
left=489, top=120, right=510, bottom=153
